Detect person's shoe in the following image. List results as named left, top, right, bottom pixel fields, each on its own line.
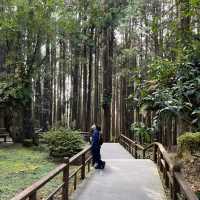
left=95, top=165, right=102, bottom=169
left=96, top=161, right=105, bottom=169
left=101, top=161, right=106, bottom=169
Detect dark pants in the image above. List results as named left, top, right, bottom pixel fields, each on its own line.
left=91, top=147, right=104, bottom=167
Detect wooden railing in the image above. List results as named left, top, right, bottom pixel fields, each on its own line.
left=119, top=134, right=198, bottom=200
left=11, top=146, right=92, bottom=200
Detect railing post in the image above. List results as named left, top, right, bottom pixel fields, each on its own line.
left=88, top=159, right=91, bottom=172
left=81, top=153, right=86, bottom=179
left=153, top=144, right=158, bottom=163
left=119, top=135, right=121, bottom=144
left=131, top=144, right=133, bottom=156
left=158, top=150, right=162, bottom=171
left=171, top=164, right=181, bottom=200
left=164, top=162, right=169, bottom=188
left=143, top=149, right=145, bottom=159
left=29, top=192, right=37, bottom=200
left=135, top=146, right=138, bottom=159
left=74, top=173, right=77, bottom=190
left=63, top=157, right=69, bottom=200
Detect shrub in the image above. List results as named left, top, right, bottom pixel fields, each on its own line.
left=177, top=132, right=200, bottom=156
left=130, top=122, right=153, bottom=143
left=42, top=128, right=84, bottom=158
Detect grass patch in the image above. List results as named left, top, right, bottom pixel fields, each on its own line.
left=0, top=144, right=57, bottom=200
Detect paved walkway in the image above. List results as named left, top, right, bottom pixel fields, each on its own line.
left=71, top=143, right=166, bottom=200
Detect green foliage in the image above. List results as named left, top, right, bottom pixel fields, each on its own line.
left=0, top=0, right=125, bottom=109
left=0, top=0, right=73, bottom=107
left=43, top=128, right=84, bottom=158
left=119, top=0, right=200, bottom=139
left=148, top=58, right=177, bottom=85
left=0, top=77, right=32, bottom=105
left=177, top=132, right=200, bottom=156
left=0, top=144, right=57, bottom=200
left=151, top=16, right=159, bottom=33
left=130, top=122, right=153, bottom=143
left=132, top=53, right=200, bottom=131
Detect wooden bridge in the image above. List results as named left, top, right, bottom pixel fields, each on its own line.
left=71, top=143, right=166, bottom=200
left=11, top=135, right=198, bottom=200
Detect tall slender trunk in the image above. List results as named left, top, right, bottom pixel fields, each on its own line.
left=86, top=27, right=94, bottom=130
left=72, top=47, right=79, bottom=129
left=35, top=76, right=42, bottom=128
left=22, top=80, right=34, bottom=140
left=82, top=43, right=87, bottom=131
left=102, top=27, right=114, bottom=142
left=94, top=30, right=99, bottom=124
left=52, top=44, right=57, bottom=126
left=42, top=40, right=51, bottom=131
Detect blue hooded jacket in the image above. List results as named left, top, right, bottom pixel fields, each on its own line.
left=91, top=128, right=100, bottom=150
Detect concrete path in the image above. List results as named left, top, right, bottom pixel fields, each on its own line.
left=71, top=143, right=166, bottom=200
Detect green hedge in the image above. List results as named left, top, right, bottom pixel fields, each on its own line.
left=177, top=132, right=200, bottom=156
left=42, top=128, right=84, bottom=158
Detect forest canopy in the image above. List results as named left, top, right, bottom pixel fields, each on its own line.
left=0, top=0, right=199, bottom=146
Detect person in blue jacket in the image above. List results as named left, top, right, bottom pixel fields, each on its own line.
left=91, top=124, right=105, bottom=169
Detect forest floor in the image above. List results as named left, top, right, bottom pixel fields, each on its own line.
left=168, top=152, right=200, bottom=199
left=0, top=143, right=82, bottom=200
left=181, top=156, right=200, bottom=198
left=0, top=143, right=58, bottom=200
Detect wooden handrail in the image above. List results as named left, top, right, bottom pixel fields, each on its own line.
left=69, top=146, right=91, bottom=163
left=11, top=163, right=67, bottom=200
left=144, top=142, right=174, bottom=170
left=120, top=134, right=144, bottom=150
left=174, top=172, right=198, bottom=200
left=119, top=134, right=198, bottom=200
left=11, top=146, right=92, bottom=200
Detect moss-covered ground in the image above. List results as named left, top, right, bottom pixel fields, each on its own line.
left=0, top=144, right=59, bottom=200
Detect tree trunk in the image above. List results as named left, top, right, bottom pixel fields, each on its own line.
left=93, top=30, right=100, bottom=124
left=42, top=40, right=51, bottom=131
left=34, top=76, right=42, bottom=128
left=22, top=81, right=34, bottom=140
left=102, top=27, right=114, bottom=142
left=86, top=27, right=94, bottom=130
left=82, top=43, right=87, bottom=131
left=72, top=47, right=79, bottom=129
